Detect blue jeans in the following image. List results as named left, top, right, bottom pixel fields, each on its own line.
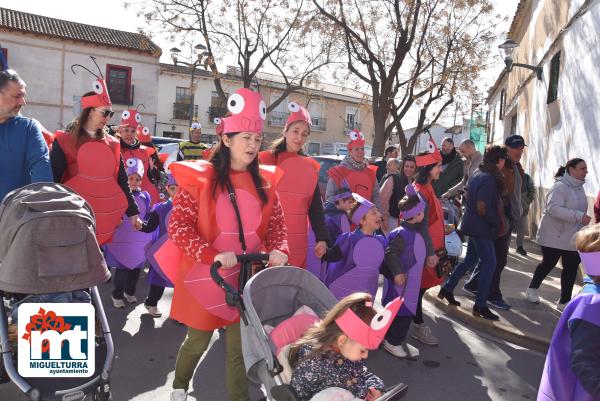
left=443, top=237, right=497, bottom=307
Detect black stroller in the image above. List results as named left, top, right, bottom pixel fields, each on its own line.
left=211, top=254, right=408, bottom=401
left=0, top=183, right=114, bottom=401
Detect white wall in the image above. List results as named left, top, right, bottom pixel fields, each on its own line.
left=0, top=31, right=159, bottom=132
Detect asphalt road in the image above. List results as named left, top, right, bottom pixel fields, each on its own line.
left=1, top=273, right=545, bottom=401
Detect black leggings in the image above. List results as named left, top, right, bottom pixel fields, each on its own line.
left=529, top=246, right=581, bottom=303
left=413, top=288, right=427, bottom=325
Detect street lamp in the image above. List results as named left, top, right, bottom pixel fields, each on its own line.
left=170, top=43, right=209, bottom=129
left=498, top=39, right=543, bottom=81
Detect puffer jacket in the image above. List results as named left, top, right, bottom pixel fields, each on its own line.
left=536, top=174, right=589, bottom=251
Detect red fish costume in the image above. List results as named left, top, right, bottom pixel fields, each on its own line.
left=327, top=130, right=377, bottom=200
left=119, top=109, right=160, bottom=204
left=155, top=88, right=287, bottom=330
left=259, top=102, right=320, bottom=268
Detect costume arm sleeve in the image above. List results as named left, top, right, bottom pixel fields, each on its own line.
left=168, top=188, right=220, bottom=264
left=117, top=156, right=140, bottom=217
left=570, top=319, right=600, bottom=399
left=379, top=177, right=393, bottom=216
left=325, top=177, right=338, bottom=204
left=264, top=194, right=289, bottom=255
left=26, top=121, right=52, bottom=183
left=140, top=210, right=159, bottom=233
left=308, top=183, right=330, bottom=244
left=384, top=235, right=407, bottom=276
left=49, top=140, right=67, bottom=183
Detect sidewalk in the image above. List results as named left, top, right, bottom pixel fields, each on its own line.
left=424, top=236, right=582, bottom=352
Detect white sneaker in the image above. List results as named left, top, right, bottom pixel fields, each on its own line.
left=170, top=389, right=187, bottom=401
left=411, top=324, right=439, bottom=346
left=124, top=293, right=138, bottom=303
left=111, top=296, right=125, bottom=309
left=525, top=288, right=540, bottom=303
left=383, top=340, right=419, bottom=359
left=145, top=304, right=162, bottom=317
left=556, top=301, right=567, bottom=312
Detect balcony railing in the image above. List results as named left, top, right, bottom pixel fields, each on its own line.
left=311, top=116, right=326, bottom=131
left=208, top=106, right=228, bottom=122
left=346, top=121, right=361, bottom=131
left=173, top=102, right=198, bottom=121
left=269, top=110, right=289, bottom=127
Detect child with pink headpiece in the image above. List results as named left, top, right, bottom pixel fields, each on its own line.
left=289, top=293, right=401, bottom=401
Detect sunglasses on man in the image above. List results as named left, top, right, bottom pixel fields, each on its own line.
left=95, top=108, right=114, bottom=118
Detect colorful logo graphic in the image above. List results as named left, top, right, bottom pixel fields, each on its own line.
left=18, top=303, right=95, bottom=377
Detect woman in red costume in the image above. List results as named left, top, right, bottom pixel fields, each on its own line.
left=411, top=135, right=446, bottom=347
left=259, top=102, right=329, bottom=267
left=50, top=58, right=141, bottom=245
left=162, top=88, right=289, bottom=401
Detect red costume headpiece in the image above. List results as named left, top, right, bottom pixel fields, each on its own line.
left=213, top=117, right=225, bottom=136
left=347, top=129, right=365, bottom=151
left=415, top=130, right=442, bottom=167
left=136, top=125, right=152, bottom=143
left=71, top=56, right=112, bottom=110
left=121, top=105, right=143, bottom=128
left=285, top=102, right=311, bottom=131
left=222, top=88, right=266, bottom=135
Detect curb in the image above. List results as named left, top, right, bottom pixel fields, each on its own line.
left=423, top=291, right=550, bottom=353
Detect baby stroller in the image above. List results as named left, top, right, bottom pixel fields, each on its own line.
left=211, top=255, right=408, bottom=401
left=0, top=183, right=114, bottom=401
left=440, top=197, right=463, bottom=268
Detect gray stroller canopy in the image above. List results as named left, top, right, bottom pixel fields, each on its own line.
left=0, top=182, right=110, bottom=294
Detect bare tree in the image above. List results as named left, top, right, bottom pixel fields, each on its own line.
left=136, top=0, right=333, bottom=112
left=312, top=0, right=498, bottom=156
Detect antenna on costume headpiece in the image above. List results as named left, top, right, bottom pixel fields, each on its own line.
left=136, top=104, right=146, bottom=111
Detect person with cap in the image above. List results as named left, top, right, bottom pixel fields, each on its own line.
left=537, top=223, right=600, bottom=401
left=381, top=184, right=432, bottom=359
left=177, top=121, right=207, bottom=161
left=50, top=58, right=141, bottom=245
left=463, top=134, right=526, bottom=310
left=138, top=173, right=179, bottom=318
left=117, top=108, right=161, bottom=204
left=437, top=145, right=510, bottom=322
left=432, top=137, right=464, bottom=198
left=104, top=158, right=154, bottom=309
left=322, top=193, right=386, bottom=301
left=259, top=102, right=329, bottom=267
left=442, top=138, right=483, bottom=199
left=288, top=293, right=401, bottom=401
left=526, top=158, right=590, bottom=311
left=0, top=68, right=52, bottom=201
left=154, top=88, right=288, bottom=401
left=325, top=130, right=381, bottom=210
left=373, top=145, right=399, bottom=182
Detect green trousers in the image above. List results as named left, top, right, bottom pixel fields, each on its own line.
left=172, top=323, right=249, bottom=401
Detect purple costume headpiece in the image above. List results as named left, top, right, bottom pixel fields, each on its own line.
left=578, top=250, right=600, bottom=275
left=350, top=193, right=374, bottom=225
left=332, top=187, right=352, bottom=202
left=125, top=158, right=144, bottom=178
left=399, top=184, right=426, bottom=220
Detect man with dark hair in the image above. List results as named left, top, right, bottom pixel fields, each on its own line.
left=0, top=69, right=52, bottom=200
left=432, top=137, right=464, bottom=197
left=442, top=138, right=483, bottom=199
left=375, top=145, right=399, bottom=182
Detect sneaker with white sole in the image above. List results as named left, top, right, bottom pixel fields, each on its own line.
left=525, top=288, right=540, bottom=303
left=411, top=324, right=439, bottom=346
left=170, top=389, right=187, bottom=401
left=383, top=340, right=419, bottom=359
left=111, top=296, right=125, bottom=309
left=145, top=304, right=162, bottom=317
left=124, top=293, right=138, bottom=303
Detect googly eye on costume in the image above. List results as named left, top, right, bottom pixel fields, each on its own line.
left=213, top=117, right=222, bottom=125
left=349, top=131, right=359, bottom=140
left=288, top=102, right=300, bottom=112
left=142, top=127, right=150, bottom=135
left=427, top=139, right=436, bottom=153
left=258, top=100, right=267, bottom=120
left=135, top=113, right=142, bottom=123
left=190, top=122, right=202, bottom=130
left=125, top=158, right=137, bottom=168
left=93, top=81, right=104, bottom=94
left=359, top=131, right=365, bottom=140
left=159, top=193, right=166, bottom=200
left=227, top=93, right=245, bottom=114
left=121, top=110, right=130, bottom=120
left=370, top=307, right=393, bottom=331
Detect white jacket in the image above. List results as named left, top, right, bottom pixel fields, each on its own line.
left=536, top=174, right=588, bottom=251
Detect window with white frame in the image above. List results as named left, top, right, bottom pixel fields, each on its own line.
left=269, top=94, right=288, bottom=127
left=309, top=102, right=325, bottom=130
left=346, top=106, right=360, bottom=130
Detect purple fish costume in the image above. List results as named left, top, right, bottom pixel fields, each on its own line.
left=104, top=190, right=153, bottom=270
left=144, top=199, right=174, bottom=287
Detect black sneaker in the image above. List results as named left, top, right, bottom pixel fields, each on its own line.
left=516, top=246, right=527, bottom=256
left=488, top=298, right=511, bottom=310
left=473, top=305, right=499, bottom=321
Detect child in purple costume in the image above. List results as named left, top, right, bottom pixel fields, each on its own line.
left=323, top=186, right=354, bottom=242
left=538, top=224, right=600, bottom=401
left=323, top=193, right=386, bottom=300
left=139, top=174, right=178, bottom=317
